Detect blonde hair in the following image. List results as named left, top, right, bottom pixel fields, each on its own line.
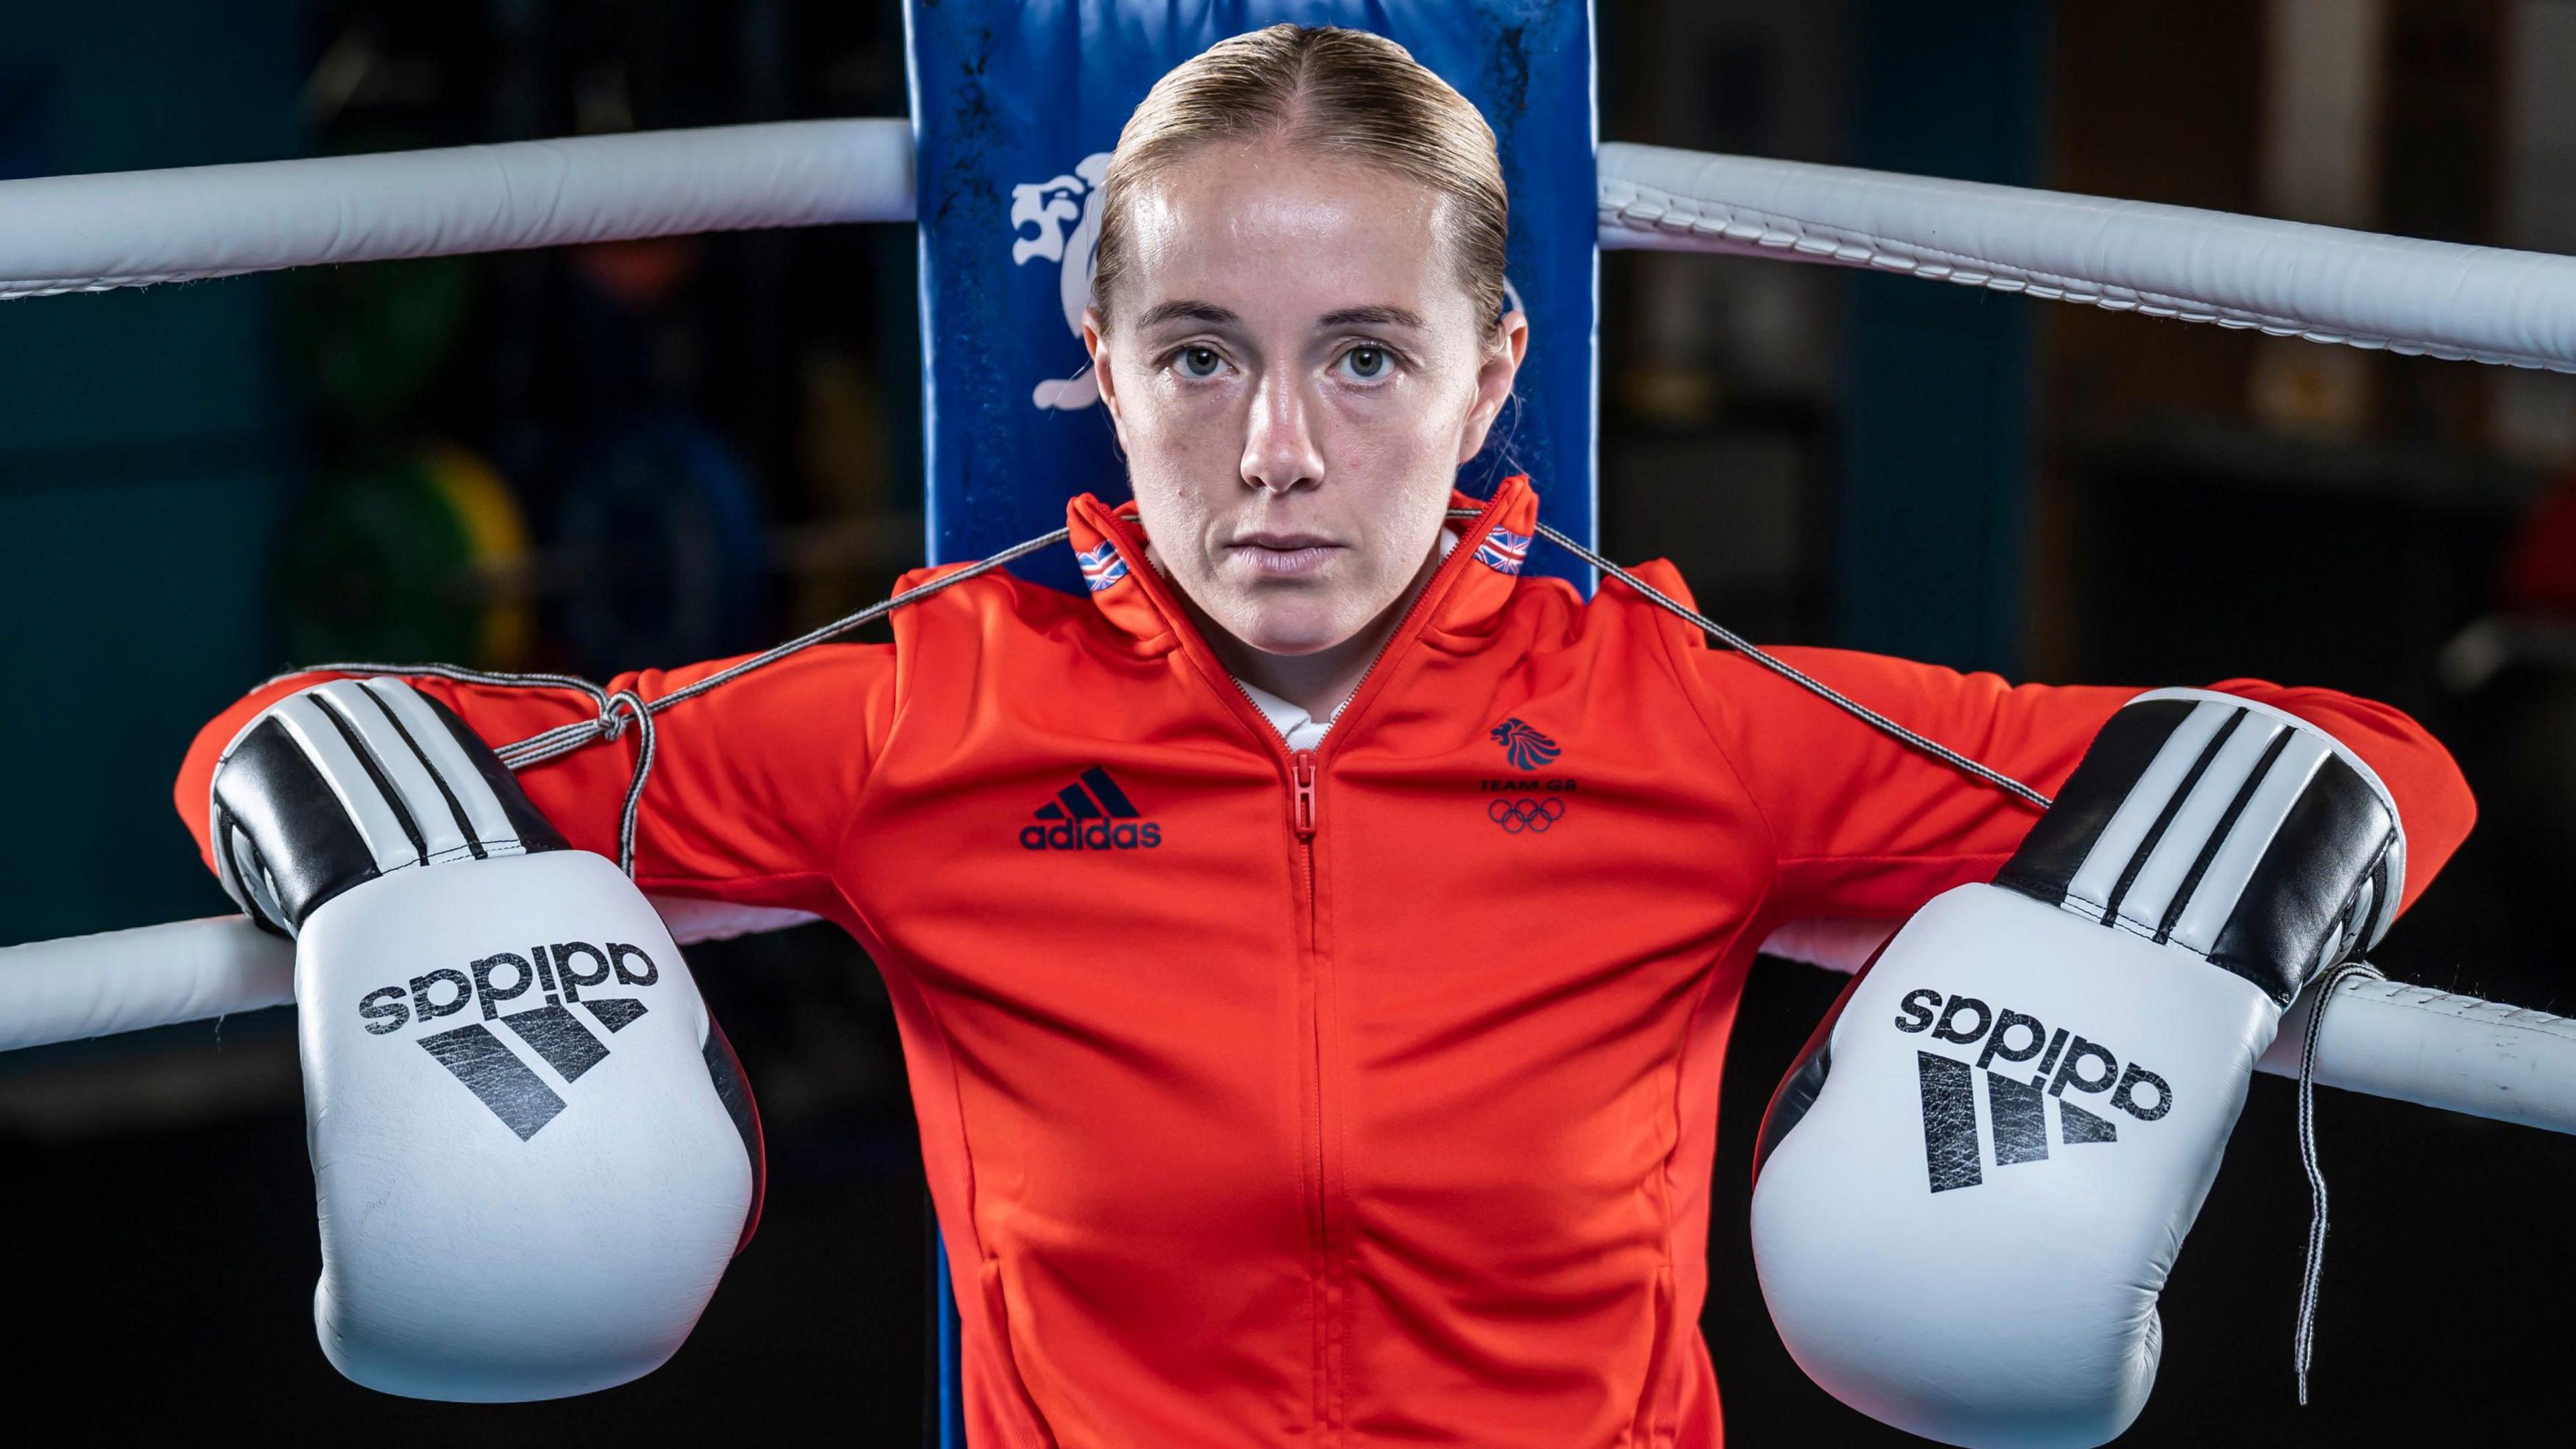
left=1091, top=23, right=1509, bottom=333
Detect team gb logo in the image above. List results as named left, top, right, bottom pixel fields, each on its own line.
left=1490, top=718, right=1562, bottom=771
left=1010, top=151, right=1115, bottom=412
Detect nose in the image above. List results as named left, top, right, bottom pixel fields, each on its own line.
left=1240, top=367, right=1324, bottom=496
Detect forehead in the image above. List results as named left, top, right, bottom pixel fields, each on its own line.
left=1121, top=143, right=1458, bottom=319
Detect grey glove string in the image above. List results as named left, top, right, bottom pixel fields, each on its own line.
left=1515, top=516, right=2053, bottom=809
left=284, top=506, right=2046, bottom=875
left=282, top=526, right=1067, bottom=872
left=2294, top=959, right=2382, bottom=1406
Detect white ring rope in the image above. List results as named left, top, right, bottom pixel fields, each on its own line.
left=1757, top=922, right=2576, bottom=1134
left=1598, top=142, right=2576, bottom=373
left=12, top=913, right=2575, bottom=1133
left=0, top=119, right=912, bottom=301
left=0, top=899, right=810, bottom=1050
left=7, top=121, right=2576, bottom=375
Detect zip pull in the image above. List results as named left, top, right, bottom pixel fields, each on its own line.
left=1291, top=750, right=1319, bottom=840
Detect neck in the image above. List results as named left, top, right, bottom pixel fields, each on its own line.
left=1202, top=543, right=1446, bottom=722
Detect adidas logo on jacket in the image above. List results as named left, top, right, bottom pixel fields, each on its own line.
left=1020, top=766, right=1162, bottom=850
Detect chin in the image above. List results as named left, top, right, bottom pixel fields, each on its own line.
left=1224, top=604, right=1355, bottom=657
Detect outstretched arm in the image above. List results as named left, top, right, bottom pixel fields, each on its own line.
left=1661, top=639, right=2475, bottom=930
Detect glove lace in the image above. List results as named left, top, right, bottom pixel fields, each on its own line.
left=1522, top=517, right=2053, bottom=809
left=2294, top=958, right=2381, bottom=1405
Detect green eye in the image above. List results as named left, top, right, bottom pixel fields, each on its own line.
left=1175, top=346, right=1223, bottom=379
left=1343, top=345, right=1389, bottom=380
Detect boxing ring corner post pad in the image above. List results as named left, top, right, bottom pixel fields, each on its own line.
left=0, top=118, right=915, bottom=301
left=0, top=899, right=812, bottom=1053
left=1595, top=142, right=2576, bottom=376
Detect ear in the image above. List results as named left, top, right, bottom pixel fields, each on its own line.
left=1083, top=306, right=1128, bottom=446
left=1454, top=309, right=1531, bottom=466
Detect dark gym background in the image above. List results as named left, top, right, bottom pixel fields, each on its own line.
left=5, top=1, right=2574, bottom=1443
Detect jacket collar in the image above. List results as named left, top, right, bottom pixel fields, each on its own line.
left=1063, top=474, right=1543, bottom=648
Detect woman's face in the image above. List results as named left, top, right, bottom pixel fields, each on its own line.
left=1083, top=140, right=1527, bottom=659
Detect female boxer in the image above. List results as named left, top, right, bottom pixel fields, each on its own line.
left=178, top=23, right=2477, bottom=1447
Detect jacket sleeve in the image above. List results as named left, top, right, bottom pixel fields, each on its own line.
left=172, top=644, right=898, bottom=918
left=1666, top=642, right=2477, bottom=928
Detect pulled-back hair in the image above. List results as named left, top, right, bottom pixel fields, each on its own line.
left=1091, top=23, right=1509, bottom=333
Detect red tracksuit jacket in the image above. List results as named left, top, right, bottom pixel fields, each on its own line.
left=178, top=476, right=2475, bottom=1446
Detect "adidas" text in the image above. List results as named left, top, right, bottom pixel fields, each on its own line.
left=350, top=941, right=665, bottom=1141
left=1020, top=765, right=1163, bottom=851
left=1894, top=986, right=2172, bottom=1120
left=356, top=941, right=661, bottom=1034
left=1894, top=985, right=2176, bottom=1193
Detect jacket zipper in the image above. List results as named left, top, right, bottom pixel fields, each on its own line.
left=1291, top=749, right=1319, bottom=840
left=1250, top=539, right=1490, bottom=1440
left=1129, top=498, right=1512, bottom=1438
left=1290, top=742, right=1329, bottom=1430
left=1222, top=688, right=1336, bottom=1426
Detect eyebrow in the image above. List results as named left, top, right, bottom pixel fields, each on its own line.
left=1135, top=300, right=1238, bottom=329
left=1133, top=300, right=1428, bottom=331
left=1320, top=304, right=1427, bottom=330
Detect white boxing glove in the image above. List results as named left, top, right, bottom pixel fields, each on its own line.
left=1750, top=688, right=2404, bottom=1448
left=209, top=677, right=763, bottom=1401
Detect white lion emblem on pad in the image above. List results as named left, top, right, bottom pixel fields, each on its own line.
left=1010, top=151, right=1114, bottom=411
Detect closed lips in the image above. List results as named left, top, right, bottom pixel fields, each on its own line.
left=1231, top=534, right=1339, bottom=576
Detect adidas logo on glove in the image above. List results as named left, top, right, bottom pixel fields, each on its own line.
left=352, top=941, right=663, bottom=1141
left=1020, top=765, right=1163, bottom=851
left=1893, top=986, right=2174, bottom=1193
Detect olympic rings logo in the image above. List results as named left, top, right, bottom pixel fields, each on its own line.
left=1488, top=797, right=1567, bottom=834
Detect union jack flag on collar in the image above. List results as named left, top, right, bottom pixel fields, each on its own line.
left=1077, top=539, right=1131, bottom=593
left=1472, top=527, right=1531, bottom=577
